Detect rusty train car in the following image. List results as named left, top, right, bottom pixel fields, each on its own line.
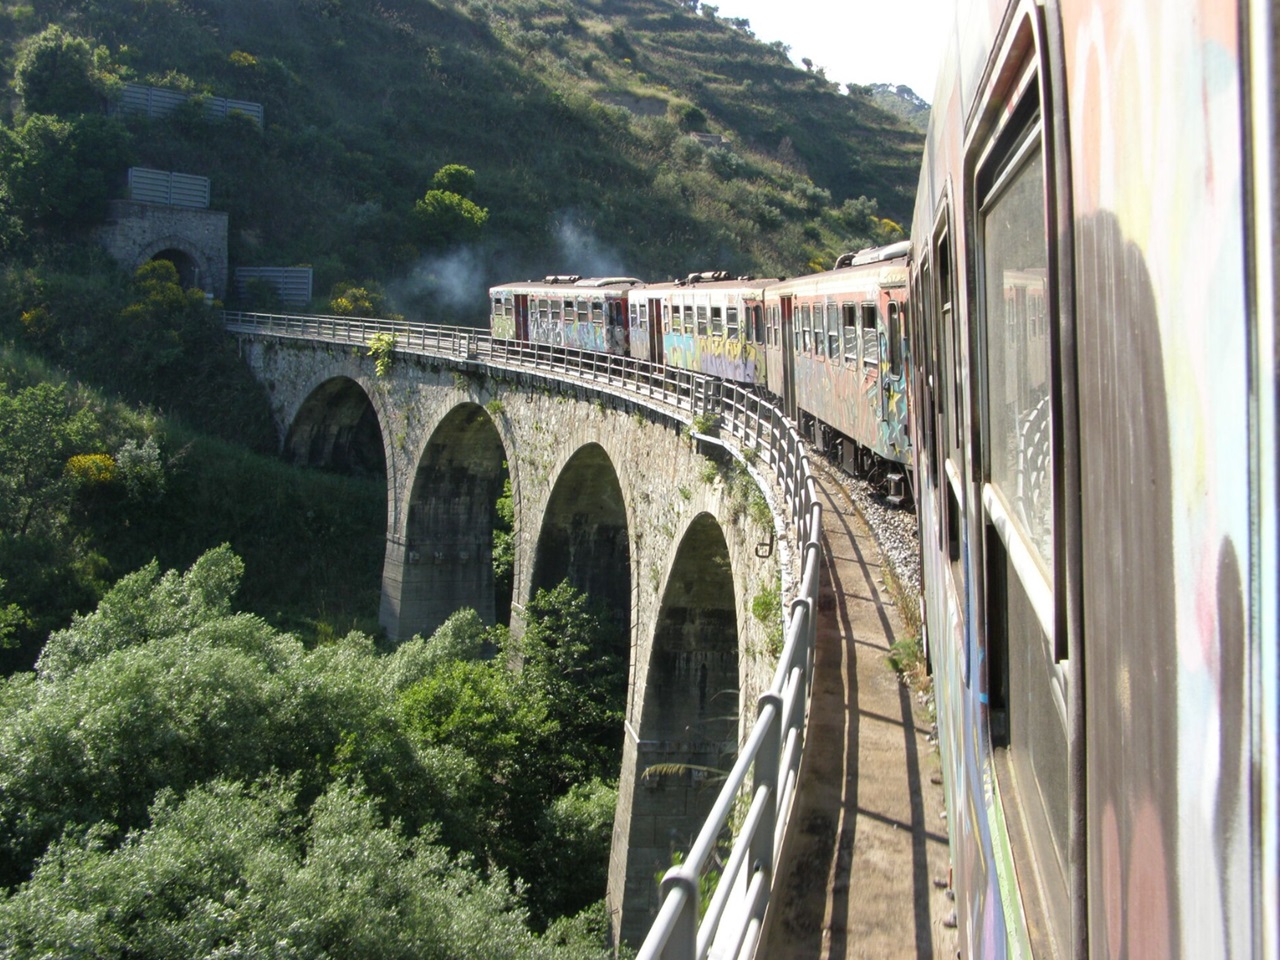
left=489, top=247, right=913, bottom=491
left=764, top=242, right=911, bottom=497
left=639, top=271, right=771, bottom=387
left=488, top=275, right=641, bottom=355
left=908, top=0, right=1277, bottom=957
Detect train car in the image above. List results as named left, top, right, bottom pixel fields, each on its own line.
left=763, top=241, right=912, bottom=497
left=642, top=272, right=772, bottom=386
left=908, top=0, right=1277, bottom=958
left=489, top=276, right=641, bottom=354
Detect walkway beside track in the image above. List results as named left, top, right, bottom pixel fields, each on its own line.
left=761, top=469, right=957, bottom=959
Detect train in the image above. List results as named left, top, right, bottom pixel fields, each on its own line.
left=490, top=0, right=1278, bottom=952
left=908, top=0, right=1277, bottom=957
left=489, top=242, right=913, bottom=501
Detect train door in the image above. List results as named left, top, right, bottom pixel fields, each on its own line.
left=514, top=294, right=530, bottom=341
left=780, top=295, right=797, bottom=422
left=648, top=298, right=664, bottom=364
left=882, top=298, right=904, bottom=423
left=613, top=298, right=629, bottom=355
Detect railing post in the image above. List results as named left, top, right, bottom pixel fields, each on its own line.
left=752, top=692, right=782, bottom=880
left=659, top=866, right=699, bottom=960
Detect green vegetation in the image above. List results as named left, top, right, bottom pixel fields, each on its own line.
left=751, top=580, right=783, bottom=658
left=0, top=0, right=922, bottom=324
left=0, top=0, right=925, bottom=949
left=0, top=550, right=622, bottom=955
left=367, top=330, right=398, bottom=375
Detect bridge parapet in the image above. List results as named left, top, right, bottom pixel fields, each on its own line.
left=225, top=311, right=824, bottom=959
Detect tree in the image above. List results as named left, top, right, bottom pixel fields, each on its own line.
left=0, top=777, right=614, bottom=959
left=114, top=259, right=212, bottom=375
left=430, top=163, right=477, bottom=197
left=12, top=26, right=113, bottom=118
left=412, top=189, right=488, bottom=250
left=0, top=112, right=130, bottom=232
left=515, top=582, right=626, bottom=789
left=0, top=380, right=103, bottom=540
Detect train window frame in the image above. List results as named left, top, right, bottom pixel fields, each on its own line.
left=887, top=301, right=903, bottom=377
left=638, top=301, right=648, bottom=328
left=800, top=303, right=812, bottom=354
left=710, top=305, right=724, bottom=336
left=860, top=302, right=879, bottom=366
left=696, top=305, right=709, bottom=337
left=842, top=303, right=859, bottom=364
left=826, top=301, right=840, bottom=360
left=726, top=306, right=739, bottom=339
left=662, top=303, right=671, bottom=334
left=591, top=299, right=605, bottom=326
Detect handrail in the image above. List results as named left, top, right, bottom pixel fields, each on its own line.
left=223, top=311, right=826, bottom=960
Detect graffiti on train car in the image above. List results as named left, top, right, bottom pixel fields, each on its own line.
left=663, top=333, right=763, bottom=381
left=492, top=312, right=515, bottom=340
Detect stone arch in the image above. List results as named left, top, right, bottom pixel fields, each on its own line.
left=283, top=376, right=386, bottom=477
left=642, top=511, right=739, bottom=753
left=530, top=442, right=632, bottom=641
left=388, top=403, right=509, bottom=639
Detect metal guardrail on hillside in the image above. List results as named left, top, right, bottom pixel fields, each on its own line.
left=223, top=311, right=824, bottom=960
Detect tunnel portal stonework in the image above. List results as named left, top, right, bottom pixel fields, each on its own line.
left=235, top=335, right=791, bottom=947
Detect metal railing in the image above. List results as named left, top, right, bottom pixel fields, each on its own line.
left=223, top=311, right=825, bottom=960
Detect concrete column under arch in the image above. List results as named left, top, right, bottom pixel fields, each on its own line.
left=610, top=512, right=740, bottom=947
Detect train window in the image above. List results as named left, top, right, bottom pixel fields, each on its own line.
left=861, top=304, right=879, bottom=365
left=710, top=305, right=723, bottom=336
left=800, top=303, right=812, bottom=353
left=825, top=302, right=840, bottom=359
left=550, top=299, right=562, bottom=323
left=536, top=298, right=550, bottom=323
left=842, top=304, right=858, bottom=363
left=974, top=50, right=1070, bottom=958
left=982, top=131, right=1052, bottom=580
left=591, top=299, right=605, bottom=326
left=662, top=304, right=671, bottom=334
left=726, top=306, right=739, bottom=339
left=887, top=301, right=903, bottom=377
left=576, top=298, right=590, bottom=324
left=684, top=305, right=695, bottom=335
left=697, top=305, right=709, bottom=336
left=753, top=305, right=765, bottom=343
left=638, top=302, right=648, bottom=328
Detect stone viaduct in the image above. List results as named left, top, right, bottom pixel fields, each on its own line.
left=230, top=321, right=809, bottom=946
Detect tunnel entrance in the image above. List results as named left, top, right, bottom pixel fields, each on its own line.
left=150, top=247, right=202, bottom=292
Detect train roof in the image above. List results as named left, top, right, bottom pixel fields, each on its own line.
left=491, top=276, right=644, bottom=294
left=833, top=240, right=912, bottom=269
left=641, top=271, right=779, bottom=294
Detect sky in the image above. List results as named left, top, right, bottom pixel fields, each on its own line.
left=704, top=0, right=951, bottom=103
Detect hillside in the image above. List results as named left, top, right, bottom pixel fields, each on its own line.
left=0, top=0, right=923, bottom=321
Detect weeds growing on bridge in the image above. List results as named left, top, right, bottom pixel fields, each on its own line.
left=366, top=332, right=397, bottom=376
